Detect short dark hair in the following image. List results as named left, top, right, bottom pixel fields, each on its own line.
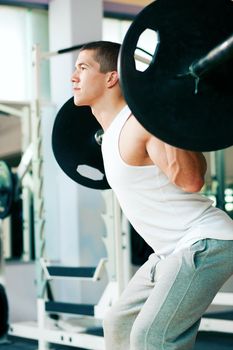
left=80, top=41, right=121, bottom=73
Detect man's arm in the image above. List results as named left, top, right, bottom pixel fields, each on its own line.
left=146, top=135, right=207, bottom=193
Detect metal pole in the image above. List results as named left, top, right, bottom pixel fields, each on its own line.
left=31, top=43, right=50, bottom=350
left=31, top=44, right=47, bottom=298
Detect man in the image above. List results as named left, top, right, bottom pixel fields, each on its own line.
left=71, top=41, right=233, bottom=350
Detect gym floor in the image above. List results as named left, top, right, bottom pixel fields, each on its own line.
left=1, top=332, right=233, bottom=350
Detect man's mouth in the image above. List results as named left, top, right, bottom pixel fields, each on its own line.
left=73, top=83, right=80, bottom=91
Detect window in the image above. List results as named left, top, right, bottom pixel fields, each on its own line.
left=0, top=5, right=49, bottom=102
left=103, top=17, right=132, bottom=43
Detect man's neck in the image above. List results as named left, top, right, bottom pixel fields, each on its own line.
left=91, top=96, right=126, bottom=131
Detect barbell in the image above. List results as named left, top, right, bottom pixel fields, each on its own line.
left=119, top=0, right=233, bottom=152
left=52, top=0, right=233, bottom=190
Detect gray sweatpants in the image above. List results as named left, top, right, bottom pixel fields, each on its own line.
left=103, top=239, right=233, bottom=350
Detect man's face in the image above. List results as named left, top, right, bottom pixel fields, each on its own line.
left=71, top=49, right=107, bottom=106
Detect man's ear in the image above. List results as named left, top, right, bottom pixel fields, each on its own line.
left=106, top=71, right=119, bottom=88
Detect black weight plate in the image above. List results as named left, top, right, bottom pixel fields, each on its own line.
left=0, top=284, right=8, bottom=337
left=52, top=97, right=110, bottom=190
left=119, top=0, right=233, bottom=151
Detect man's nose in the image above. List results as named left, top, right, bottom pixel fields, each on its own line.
left=71, top=70, right=79, bottom=82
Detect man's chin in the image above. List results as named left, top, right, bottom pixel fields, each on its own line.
left=73, top=98, right=90, bottom=109
left=73, top=97, right=82, bottom=106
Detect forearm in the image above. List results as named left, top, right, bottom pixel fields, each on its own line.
left=164, top=144, right=207, bottom=192
left=146, top=134, right=207, bottom=192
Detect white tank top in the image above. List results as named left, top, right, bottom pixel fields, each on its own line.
left=101, top=105, right=233, bottom=256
